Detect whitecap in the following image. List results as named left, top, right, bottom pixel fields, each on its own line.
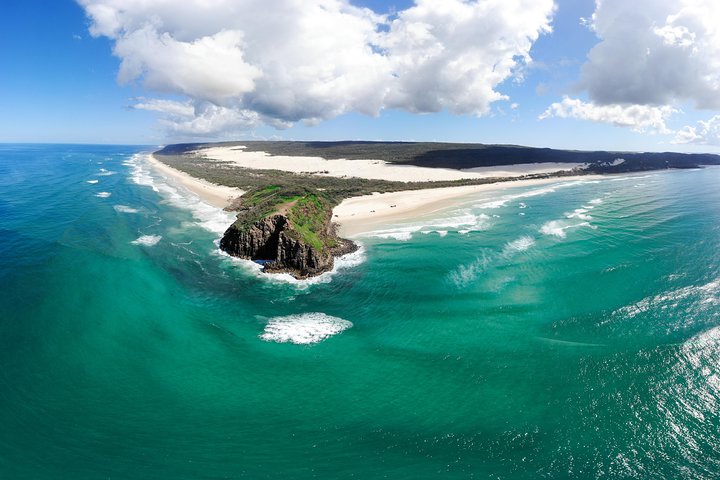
left=588, top=198, right=603, bottom=205
left=131, top=235, right=162, bottom=246
left=97, top=170, right=117, bottom=176
left=368, top=225, right=422, bottom=241
left=114, top=205, right=139, bottom=214
left=540, top=220, right=594, bottom=238
left=447, top=254, right=492, bottom=288
left=95, top=192, right=111, bottom=198
left=565, top=208, right=592, bottom=221
left=539, top=220, right=568, bottom=238
left=86, top=179, right=99, bottom=184
left=260, top=313, right=352, bottom=344
left=504, top=236, right=536, bottom=253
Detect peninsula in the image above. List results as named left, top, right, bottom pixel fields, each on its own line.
left=152, top=141, right=720, bottom=278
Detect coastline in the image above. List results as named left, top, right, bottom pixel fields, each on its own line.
left=148, top=149, right=605, bottom=238
left=332, top=175, right=602, bottom=237
left=145, top=153, right=244, bottom=209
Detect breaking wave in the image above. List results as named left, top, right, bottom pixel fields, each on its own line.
left=127, top=154, right=236, bottom=236
left=219, top=245, right=366, bottom=288
left=260, top=313, right=353, bottom=344
left=365, top=211, right=490, bottom=241
left=504, top=236, right=536, bottom=253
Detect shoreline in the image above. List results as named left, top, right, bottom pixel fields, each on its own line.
left=332, top=175, right=603, bottom=237
left=145, top=153, right=244, bottom=209
left=147, top=149, right=605, bottom=237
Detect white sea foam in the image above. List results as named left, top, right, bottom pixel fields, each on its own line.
left=540, top=220, right=569, bottom=238
left=97, top=171, right=117, bottom=176
left=589, top=198, right=603, bottom=205
left=365, top=211, right=489, bottom=241
left=126, top=154, right=236, bottom=235
left=131, top=235, right=162, bottom=246
left=95, top=192, right=111, bottom=198
left=473, top=182, right=584, bottom=210
left=260, top=313, right=353, bottom=344
left=127, top=154, right=159, bottom=192
left=447, top=253, right=492, bottom=288
left=86, top=179, right=99, bottom=184
left=369, top=225, right=423, bottom=241
left=218, top=244, right=366, bottom=288
left=114, top=205, right=139, bottom=214
left=540, top=214, right=596, bottom=238
left=504, top=236, right=536, bottom=253
left=566, top=208, right=592, bottom=221
left=613, top=280, right=720, bottom=320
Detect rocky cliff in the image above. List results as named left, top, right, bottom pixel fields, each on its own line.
left=219, top=213, right=356, bottom=279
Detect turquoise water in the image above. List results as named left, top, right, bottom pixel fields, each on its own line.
left=2, top=144, right=720, bottom=479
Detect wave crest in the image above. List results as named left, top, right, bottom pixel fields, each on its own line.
left=260, top=313, right=352, bottom=344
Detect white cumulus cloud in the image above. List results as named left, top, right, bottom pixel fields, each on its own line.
left=543, top=0, right=720, bottom=137
left=78, top=0, right=555, bottom=136
left=673, top=115, right=720, bottom=145
left=580, top=0, right=720, bottom=109
left=540, top=97, right=676, bottom=134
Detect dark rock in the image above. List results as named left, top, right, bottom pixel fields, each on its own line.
left=219, top=214, right=357, bottom=279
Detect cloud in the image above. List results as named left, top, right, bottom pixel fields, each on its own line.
left=77, top=0, right=555, bottom=136
left=540, top=96, right=676, bottom=134
left=580, top=0, right=720, bottom=109
left=673, top=115, right=720, bottom=145
left=132, top=98, right=262, bottom=136
left=542, top=0, right=720, bottom=137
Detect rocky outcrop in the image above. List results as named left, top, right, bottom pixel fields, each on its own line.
left=219, top=214, right=356, bottom=279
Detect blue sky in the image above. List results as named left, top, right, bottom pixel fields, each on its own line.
left=2, top=0, right=719, bottom=152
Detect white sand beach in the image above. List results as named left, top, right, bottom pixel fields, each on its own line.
left=331, top=176, right=599, bottom=236
left=152, top=146, right=598, bottom=236
left=146, top=154, right=244, bottom=209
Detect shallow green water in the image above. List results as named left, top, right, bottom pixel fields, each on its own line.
left=2, top=144, right=720, bottom=478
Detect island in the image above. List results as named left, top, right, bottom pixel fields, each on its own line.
left=152, top=141, right=720, bottom=278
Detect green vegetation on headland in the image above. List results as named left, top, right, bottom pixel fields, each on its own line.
left=154, top=141, right=720, bottom=278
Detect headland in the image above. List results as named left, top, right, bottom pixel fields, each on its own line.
left=151, top=141, right=720, bottom=278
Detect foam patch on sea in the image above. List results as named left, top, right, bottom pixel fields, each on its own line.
left=260, top=313, right=353, bottom=344
left=114, top=205, right=139, bottom=214
left=131, top=235, right=162, bottom=246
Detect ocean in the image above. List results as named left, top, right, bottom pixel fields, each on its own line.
left=2, top=144, right=720, bottom=479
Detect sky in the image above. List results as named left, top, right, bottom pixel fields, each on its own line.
left=1, top=0, right=720, bottom=152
